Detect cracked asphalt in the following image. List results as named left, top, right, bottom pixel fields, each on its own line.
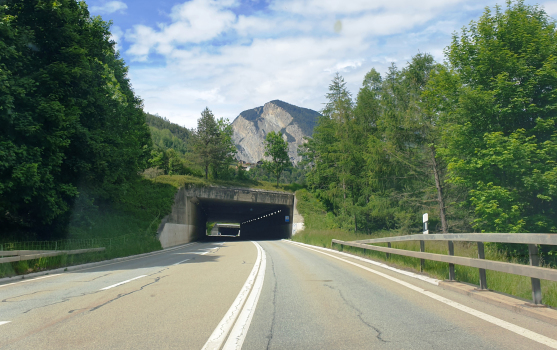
left=1, top=240, right=556, bottom=349
left=0, top=241, right=256, bottom=349
left=242, top=241, right=557, bottom=350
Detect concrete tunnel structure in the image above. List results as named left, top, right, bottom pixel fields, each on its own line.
left=157, top=186, right=301, bottom=248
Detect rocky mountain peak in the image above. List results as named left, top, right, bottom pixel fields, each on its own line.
left=231, top=100, right=320, bottom=165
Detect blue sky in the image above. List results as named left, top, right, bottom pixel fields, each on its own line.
left=86, top=0, right=557, bottom=128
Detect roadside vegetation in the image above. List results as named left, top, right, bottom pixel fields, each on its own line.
left=296, top=1, right=556, bottom=264
left=292, top=190, right=557, bottom=308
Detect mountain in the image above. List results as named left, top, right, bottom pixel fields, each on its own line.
left=231, top=100, right=321, bottom=164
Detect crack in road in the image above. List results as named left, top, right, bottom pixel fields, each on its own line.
left=18, top=267, right=171, bottom=314
left=73, top=272, right=113, bottom=282
left=265, top=256, right=278, bottom=350
left=89, top=275, right=168, bottom=312
left=324, top=283, right=388, bottom=343
left=2, top=290, right=53, bottom=303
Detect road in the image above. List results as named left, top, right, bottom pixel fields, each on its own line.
left=0, top=240, right=556, bottom=349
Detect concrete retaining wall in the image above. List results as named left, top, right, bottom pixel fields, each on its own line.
left=157, top=187, right=207, bottom=248
left=292, top=195, right=305, bottom=235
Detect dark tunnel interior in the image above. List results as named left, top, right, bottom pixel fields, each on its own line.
left=195, top=197, right=293, bottom=241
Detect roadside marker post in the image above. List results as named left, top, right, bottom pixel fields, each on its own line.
left=421, top=214, right=428, bottom=272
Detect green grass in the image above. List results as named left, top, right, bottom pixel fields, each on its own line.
left=0, top=234, right=161, bottom=278
left=292, top=189, right=557, bottom=308
left=1, top=177, right=177, bottom=278
left=153, top=174, right=303, bottom=192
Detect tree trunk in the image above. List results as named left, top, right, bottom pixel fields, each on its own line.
left=431, top=145, right=448, bottom=233
left=205, top=165, right=208, bottom=179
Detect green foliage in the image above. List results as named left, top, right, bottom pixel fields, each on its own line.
left=148, top=148, right=198, bottom=176
left=439, top=0, right=557, bottom=234
left=246, top=164, right=307, bottom=184
left=0, top=0, right=151, bottom=239
left=191, top=108, right=236, bottom=179
left=457, top=128, right=557, bottom=233
left=302, top=1, right=556, bottom=242
left=149, top=127, right=189, bottom=155
left=262, top=131, right=292, bottom=186
left=145, top=113, right=192, bottom=146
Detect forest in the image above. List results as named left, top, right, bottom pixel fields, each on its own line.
left=300, top=1, right=557, bottom=240
left=0, top=0, right=152, bottom=240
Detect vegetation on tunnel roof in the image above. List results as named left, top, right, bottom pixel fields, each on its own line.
left=149, top=175, right=303, bottom=193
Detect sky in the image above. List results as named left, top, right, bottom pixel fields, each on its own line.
left=86, top=0, right=557, bottom=128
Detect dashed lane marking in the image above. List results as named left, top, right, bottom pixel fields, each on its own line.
left=100, top=275, right=147, bottom=291
left=0, top=274, right=62, bottom=289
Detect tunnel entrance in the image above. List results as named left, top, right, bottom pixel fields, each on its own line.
left=157, top=186, right=294, bottom=248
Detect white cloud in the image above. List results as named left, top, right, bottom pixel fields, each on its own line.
left=90, top=1, right=128, bottom=14
left=109, top=26, right=124, bottom=53
left=126, top=0, right=237, bottom=61
left=121, top=0, right=512, bottom=128
left=542, top=1, right=557, bottom=16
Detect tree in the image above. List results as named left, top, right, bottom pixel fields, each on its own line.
left=262, top=131, right=291, bottom=186
left=439, top=0, right=557, bottom=233
left=192, top=108, right=219, bottom=179
left=192, top=108, right=236, bottom=179
left=211, top=118, right=237, bottom=179
left=0, top=0, right=151, bottom=239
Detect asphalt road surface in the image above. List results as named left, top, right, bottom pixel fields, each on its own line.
left=1, top=240, right=556, bottom=349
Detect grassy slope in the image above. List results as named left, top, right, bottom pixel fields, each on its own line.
left=292, top=189, right=557, bottom=308
left=153, top=175, right=302, bottom=193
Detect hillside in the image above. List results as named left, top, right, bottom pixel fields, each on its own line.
left=231, top=100, right=321, bottom=164
left=145, top=113, right=192, bottom=155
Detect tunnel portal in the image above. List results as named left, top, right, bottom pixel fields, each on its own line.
left=157, top=186, right=294, bottom=248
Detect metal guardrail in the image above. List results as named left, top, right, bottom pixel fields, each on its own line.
left=332, top=233, right=557, bottom=306
left=0, top=248, right=106, bottom=264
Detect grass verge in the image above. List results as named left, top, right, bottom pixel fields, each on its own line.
left=1, top=177, right=177, bottom=278
left=292, top=189, right=557, bottom=308
left=153, top=174, right=303, bottom=192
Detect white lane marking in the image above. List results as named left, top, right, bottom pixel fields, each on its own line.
left=100, top=275, right=147, bottom=291
left=171, top=247, right=215, bottom=265
left=0, top=321, right=11, bottom=326
left=76, top=243, right=198, bottom=272
left=286, top=241, right=557, bottom=349
left=202, top=242, right=263, bottom=350
left=0, top=274, right=62, bottom=289
left=223, top=242, right=266, bottom=350
left=172, top=258, right=191, bottom=265
left=284, top=240, right=439, bottom=285
left=0, top=242, right=200, bottom=290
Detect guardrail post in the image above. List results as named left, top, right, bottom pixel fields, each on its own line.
left=448, top=241, right=455, bottom=281
left=477, top=242, right=488, bottom=290
left=386, top=242, right=391, bottom=259
left=528, top=244, right=542, bottom=305
left=420, top=240, right=425, bottom=272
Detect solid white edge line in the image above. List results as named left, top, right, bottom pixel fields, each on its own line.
left=0, top=274, right=62, bottom=289
left=100, top=275, right=147, bottom=291
left=284, top=240, right=440, bottom=285
left=285, top=240, right=557, bottom=349
left=223, top=242, right=266, bottom=350
left=0, top=321, right=11, bottom=326
left=202, top=241, right=262, bottom=350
